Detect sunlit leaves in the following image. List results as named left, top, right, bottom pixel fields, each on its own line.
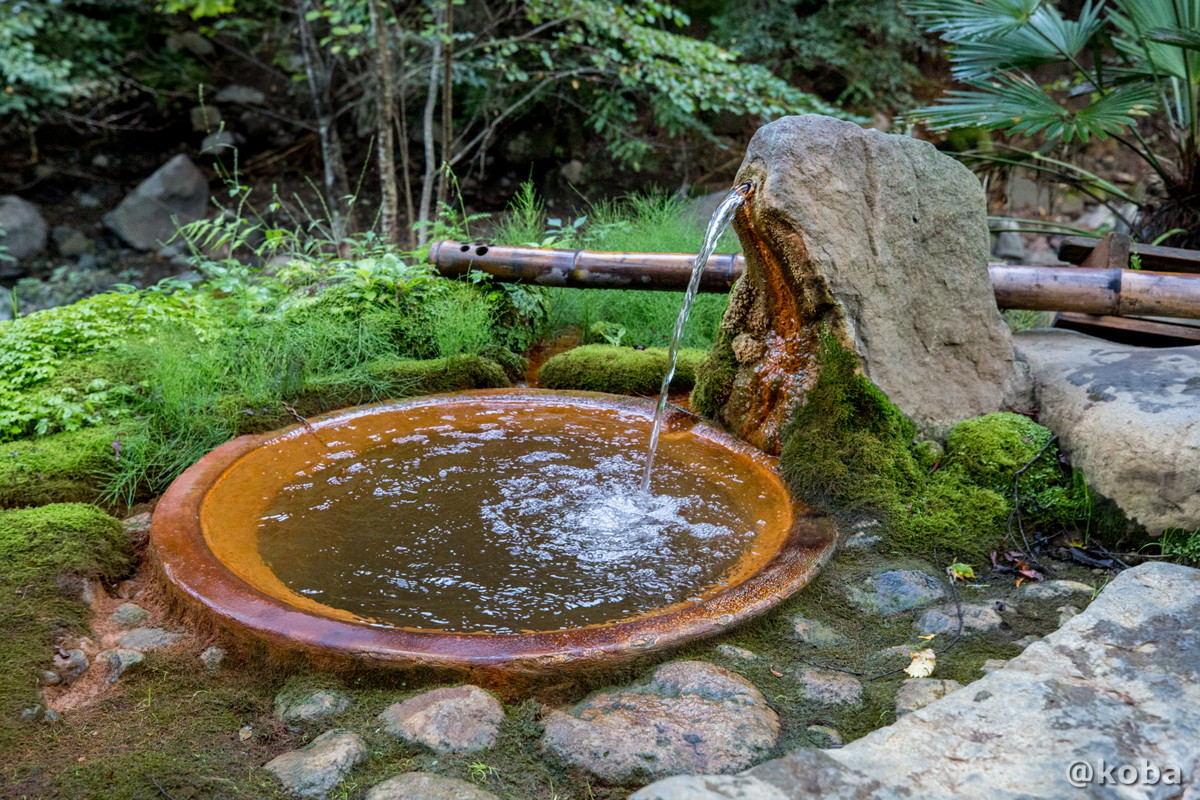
left=905, top=0, right=1044, bottom=40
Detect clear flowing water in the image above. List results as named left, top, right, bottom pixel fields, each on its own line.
left=255, top=403, right=781, bottom=633
left=640, top=184, right=750, bottom=493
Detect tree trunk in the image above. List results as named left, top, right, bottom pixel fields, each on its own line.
left=435, top=0, right=454, bottom=211
left=369, top=0, right=400, bottom=244
left=416, top=2, right=445, bottom=247
left=398, top=31, right=416, bottom=249
left=296, top=0, right=354, bottom=245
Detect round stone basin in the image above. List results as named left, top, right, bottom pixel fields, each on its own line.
left=151, top=389, right=836, bottom=675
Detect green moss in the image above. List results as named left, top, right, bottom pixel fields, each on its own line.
left=537, top=344, right=707, bottom=396
left=0, top=504, right=131, bottom=749
left=691, top=330, right=738, bottom=418
left=779, top=331, right=921, bottom=518
left=231, top=355, right=512, bottom=435
left=0, top=503, right=130, bottom=586
left=894, top=470, right=1011, bottom=559
left=945, top=412, right=1092, bottom=530
left=0, top=427, right=117, bottom=508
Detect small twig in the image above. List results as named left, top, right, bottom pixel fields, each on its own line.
left=146, top=775, right=179, bottom=800
left=281, top=402, right=327, bottom=446
left=1008, top=435, right=1058, bottom=571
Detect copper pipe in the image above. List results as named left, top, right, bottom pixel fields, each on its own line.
left=427, top=241, right=1200, bottom=319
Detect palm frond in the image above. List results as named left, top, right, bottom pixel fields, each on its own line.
left=947, top=4, right=1104, bottom=81
left=1109, top=0, right=1200, bottom=83
left=1146, top=26, right=1200, bottom=52
left=911, top=77, right=1157, bottom=143
left=904, top=0, right=1043, bottom=40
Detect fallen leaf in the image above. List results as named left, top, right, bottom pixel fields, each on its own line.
left=1015, top=577, right=1025, bottom=588
left=769, top=667, right=783, bottom=677
left=947, top=562, right=975, bottom=581
left=917, top=634, right=936, bottom=640
left=905, top=649, right=936, bottom=678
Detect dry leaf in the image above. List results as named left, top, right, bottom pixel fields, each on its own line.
left=904, top=648, right=936, bottom=678
left=769, top=667, right=783, bottom=677
left=917, top=634, right=936, bottom=640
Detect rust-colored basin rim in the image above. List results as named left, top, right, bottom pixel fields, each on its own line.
left=151, top=389, right=837, bottom=675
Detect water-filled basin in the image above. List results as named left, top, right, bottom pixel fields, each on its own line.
left=151, top=389, right=836, bottom=675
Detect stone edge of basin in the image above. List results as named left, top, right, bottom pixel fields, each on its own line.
left=149, top=388, right=839, bottom=677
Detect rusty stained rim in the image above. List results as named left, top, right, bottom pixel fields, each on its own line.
left=150, top=389, right=837, bottom=675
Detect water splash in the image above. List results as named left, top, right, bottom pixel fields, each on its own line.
left=640, top=182, right=752, bottom=494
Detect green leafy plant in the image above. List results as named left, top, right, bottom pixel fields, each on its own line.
left=907, top=0, right=1200, bottom=247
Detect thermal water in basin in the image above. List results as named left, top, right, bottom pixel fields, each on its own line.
left=199, top=393, right=794, bottom=635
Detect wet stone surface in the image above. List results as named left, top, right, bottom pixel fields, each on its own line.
left=844, top=570, right=946, bottom=615
left=541, top=660, right=779, bottom=785
left=378, top=685, right=503, bottom=754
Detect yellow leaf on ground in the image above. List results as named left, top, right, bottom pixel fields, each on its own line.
left=917, top=634, right=936, bottom=640
left=905, top=648, right=936, bottom=678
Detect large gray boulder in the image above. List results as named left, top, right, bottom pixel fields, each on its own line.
left=698, top=114, right=1013, bottom=451
left=0, top=195, right=48, bottom=264
left=633, top=562, right=1200, bottom=799
left=542, top=660, right=779, bottom=785
left=1012, top=329, right=1200, bottom=533
left=104, top=154, right=209, bottom=250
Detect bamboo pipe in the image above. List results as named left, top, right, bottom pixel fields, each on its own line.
left=428, top=240, right=1200, bottom=319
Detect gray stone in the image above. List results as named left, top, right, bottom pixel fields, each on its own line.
left=104, top=154, right=209, bottom=250
left=1011, top=329, right=1200, bottom=532
left=101, top=649, right=144, bottom=683
left=715, top=644, right=758, bottom=662
left=275, top=689, right=351, bottom=723
left=378, top=685, right=502, bottom=754
left=979, top=659, right=1008, bottom=674
left=541, top=660, right=779, bottom=785
left=915, top=603, right=1002, bottom=636
left=1014, top=635, right=1041, bottom=648
left=845, top=570, right=946, bottom=615
left=894, top=678, right=962, bottom=716
left=199, top=646, right=226, bottom=671
left=1073, top=204, right=1117, bottom=231
left=20, top=705, right=42, bottom=721
left=51, top=225, right=91, bottom=257
left=990, top=219, right=1026, bottom=261
left=794, top=668, right=863, bottom=707
left=201, top=130, right=238, bottom=154
left=791, top=615, right=847, bottom=648
left=805, top=724, right=842, bottom=748
left=636, top=562, right=1200, bottom=799
left=866, top=645, right=915, bottom=672
left=364, top=772, right=500, bottom=800
left=51, top=648, right=88, bottom=684
left=190, top=104, right=222, bottom=132
left=42, top=708, right=61, bottom=723
left=1016, top=579, right=1094, bottom=602
left=117, top=627, right=184, bottom=651
left=215, top=85, right=266, bottom=104
left=122, top=512, right=152, bottom=547
left=0, top=195, right=48, bottom=261
left=264, top=729, right=366, bottom=799
left=109, top=602, right=148, bottom=630
left=1057, top=604, right=1081, bottom=626
left=708, top=114, right=1013, bottom=451
left=40, top=670, right=60, bottom=686
left=631, top=775, right=791, bottom=800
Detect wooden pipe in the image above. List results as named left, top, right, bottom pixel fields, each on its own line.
left=428, top=240, right=1200, bottom=319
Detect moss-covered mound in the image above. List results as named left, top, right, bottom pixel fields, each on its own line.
left=538, top=344, right=707, bottom=395
left=0, top=503, right=130, bottom=585
left=691, top=331, right=738, bottom=419
left=0, top=427, right=117, bottom=509
left=0, top=504, right=131, bottom=738
left=770, top=332, right=1100, bottom=560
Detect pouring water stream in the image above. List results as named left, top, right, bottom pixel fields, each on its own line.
left=640, top=183, right=751, bottom=494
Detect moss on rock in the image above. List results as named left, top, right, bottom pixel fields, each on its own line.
left=691, top=331, right=739, bottom=418
left=0, top=426, right=117, bottom=508
left=0, top=503, right=130, bottom=585
left=779, top=332, right=921, bottom=519
left=894, top=471, right=1010, bottom=559
left=945, top=412, right=1092, bottom=530
left=538, top=344, right=707, bottom=396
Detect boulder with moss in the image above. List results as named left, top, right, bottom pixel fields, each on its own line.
left=693, top=114, right=1013, bottom=452
left=0, top=504, right=131, bottom=731
left=0, top=427, right=117, bottom=508
left=538, top=344, right=707, bottom=396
